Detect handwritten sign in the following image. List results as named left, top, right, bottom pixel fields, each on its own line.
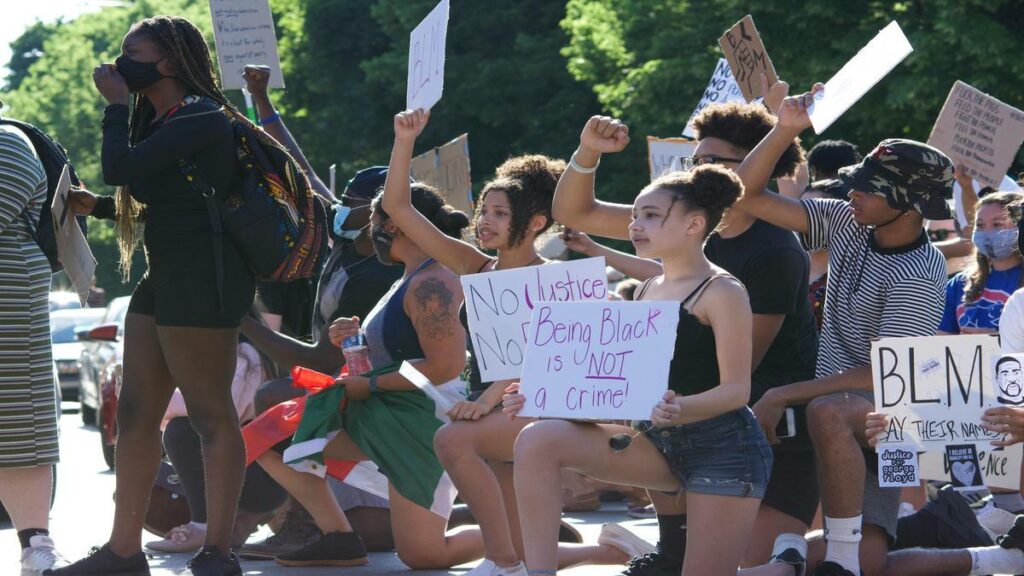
left=808, top=21, right=912, bottom=134
left=682, top=58, right=749, bottom=138
left=410, top=133, right=473, bottom=215
left=647, top=137, right=697, bottom=180
left=406, top=0, right=449, bottom=111
left=50, top=165, right=96, bottom=306
left=928, top=81, right=1024, bottom=190
left=460, top=258, right=607, bottom=382
left=872, top=334, right=1002, bottom=451
left=877, top=446, right=919, bottom=488
left=718, top=15, right=777, bottom=102
left=921, top=443, right=1023, bottom=490
left=518, top=301, right=681, bottom=420
left=209, top=0, right=284, bottom=90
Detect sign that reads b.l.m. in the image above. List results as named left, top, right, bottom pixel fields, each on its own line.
left=407, top=0, right=449, bottom=111
left=518, top=300, right=681, bottom=421
left=459, top=258, right=608, bottom=382
left=872, top=334, right=1002, bottom=452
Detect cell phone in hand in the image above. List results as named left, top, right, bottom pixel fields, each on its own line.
left=775, top=407, right=796, bottom=439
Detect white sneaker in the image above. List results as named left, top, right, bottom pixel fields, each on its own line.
left=465, top=559, right=529, bottom=576
left=974, top=500, right=1018, bottom=540
left=598, top=523, right=656, bottom=558
left=20, top=534, right=62, bottom=574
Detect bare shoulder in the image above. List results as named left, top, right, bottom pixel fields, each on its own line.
left=695, top=275, right=750, bottom=320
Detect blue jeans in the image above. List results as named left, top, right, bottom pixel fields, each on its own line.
left=641, top=407, right=773, bottom=498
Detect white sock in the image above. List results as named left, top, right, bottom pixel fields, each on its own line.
left=993, top=493, right=1024, bottom=513
left=771, top=532, right=808, bottom=560
left=824, top=515, right=862, bottom=574
left=968, top=546, right=1024, bottom=575
left=189, top=521, right=207, bottom=531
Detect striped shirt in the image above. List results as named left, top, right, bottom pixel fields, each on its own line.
left=801, top=199, right=946, bottom=379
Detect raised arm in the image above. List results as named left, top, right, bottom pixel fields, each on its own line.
left=733, top=85, right=824, bottom=234
left=551, top=116, right=634, bottom=241
left=243, top=65, right=331, bottom=200
left=380, top=109, right=491, bottom=276
left=562, top=229, right=662, bottom=281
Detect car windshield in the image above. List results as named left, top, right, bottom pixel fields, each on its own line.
left=50, top=310, right=106, bottom=344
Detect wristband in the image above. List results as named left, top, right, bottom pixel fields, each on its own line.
left=368, top=375, right=379, bottom=394
left=260, top=112, right=281, bottom=126
left=568, top=151, right=600, bottom=174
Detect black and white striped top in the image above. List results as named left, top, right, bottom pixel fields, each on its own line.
left=802, top=198, right=946, bottom=379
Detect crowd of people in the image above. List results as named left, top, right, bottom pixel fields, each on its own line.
left=2, top=12, right=1024, bottom=576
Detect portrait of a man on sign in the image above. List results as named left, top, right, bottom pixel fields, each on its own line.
left=996, top=355, right=1024, bottom=406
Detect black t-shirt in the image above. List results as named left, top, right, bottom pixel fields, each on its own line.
left=257, top=279, right=315, bottom=341
left=704, top=219, right=819, bottom=403
left=312, top=243, right=403, bottom=341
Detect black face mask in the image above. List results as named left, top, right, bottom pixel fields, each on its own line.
left=371, top=225, right=395, bottom=265
left=115, top=55, right=167, bottom=92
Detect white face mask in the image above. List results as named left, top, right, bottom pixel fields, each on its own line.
left=333, top=204, right=369, bottom=241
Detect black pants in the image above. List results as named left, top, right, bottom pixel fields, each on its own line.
left=163, top=416, right=287, bottom=522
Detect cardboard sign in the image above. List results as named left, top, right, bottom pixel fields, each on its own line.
left=718, top=15, right=777, bottom=102
left=921, top=443, right=1023, bottom=490
left=808, top=21, right=912, bottom=134
left=927, top=81, right=1024, bottom=190
left=460, top=258, right=608, bottom=382
left=209, top=0, right=285, bottom=90
left=410, top=133, right=473, bottom=215
left=647, top=137, right=697, bottom=180
left=872, top=334, right=1003, bottom=451
left=682, top=58, right=749, bottom=138
left=877, top=446, right=919, bottom=488
left=50, top=165, right=96, bottom=306
left=518, top=301, right=681, bottom=420
left=406, top=0, right=449, bottom=111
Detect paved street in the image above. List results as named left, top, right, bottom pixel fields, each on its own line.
left=0, top=403, right=657, bottom=575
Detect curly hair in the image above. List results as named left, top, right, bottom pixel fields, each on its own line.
left=691, top=102, right=804, bottom=179
left=478, top=154, right=566, bottom=248
left=642, top=164, right=744, bottom=239
left=963, top=192, right=1024, bottom=303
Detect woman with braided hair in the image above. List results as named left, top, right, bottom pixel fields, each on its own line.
left=52, top=16, right=263, bottom=576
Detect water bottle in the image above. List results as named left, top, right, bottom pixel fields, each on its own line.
left=342, top=334, right=373, bottom=376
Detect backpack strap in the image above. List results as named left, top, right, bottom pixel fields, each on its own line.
left=179, top=159, right=226, bottom=315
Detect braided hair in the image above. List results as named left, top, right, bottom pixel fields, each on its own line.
left=115, top=16, right=236, bottom=277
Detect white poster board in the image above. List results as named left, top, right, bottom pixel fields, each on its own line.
left=518, top=301, right=681, bottom=420
left=920, top=443, right=1023, bottom=491
left=406, top=0, right=449, bottom=111
left=209, top=0, right=285, bottom=90
left=808, top=21, right=912, bottom=134
left=872, top=334, right=1003, bottom=452
left=647, top=137, right=697, bottom=180
left=682, top=58, right=749, bottom=138
left=50, top=165, right=96, bottom=306
left=460, top=258, right=608, bottom=382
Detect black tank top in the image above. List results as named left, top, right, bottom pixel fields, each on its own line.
left=638, top=275, right=728, bottom=396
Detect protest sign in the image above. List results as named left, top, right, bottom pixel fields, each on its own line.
left=407, top=0, right=449, bottom=111
left=460, top=258, right=608, bottom=382
left=647, top=137, right=697, bottom=180
left=927, top=81, right=1024, bottom=190
left=518, top=301, right=681, bottom=420
left=872, top=334, right=1003, bottom=452
left=808, top=21, right=913, bottom=134
left=209, top=0, right=284, bottom=90
left=921, top=443, right=1023, bottom=491
left=410, top=133, right=473, bottom=215
left=682, top=58, right=748, bottom=138
left=718, top=15, right=777, bottom=102
left=877, top=446, right=919, bottom=488
left=50, top=165, right=96, bottom=306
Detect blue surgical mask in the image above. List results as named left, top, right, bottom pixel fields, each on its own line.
left=972, top=228, right=1020, bottom=260
left=332, top=204, right=368, bottom=241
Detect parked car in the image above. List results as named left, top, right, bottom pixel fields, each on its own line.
left=78, top=296, right=130, bottom=469
left=50, top=308, right=105, bottom=401
left=49, top=291, right=82, bottom=312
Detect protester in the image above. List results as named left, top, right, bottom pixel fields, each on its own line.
left=730, top=83, right=951, bottom=576
left=0, top=99, right=62, bottom=574
left=52, top=16, right=263, bottom=576
left=806, top=140, right=862, bottom=182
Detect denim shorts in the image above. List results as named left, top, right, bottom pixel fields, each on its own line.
left=640, top=407, right=773, bottom=499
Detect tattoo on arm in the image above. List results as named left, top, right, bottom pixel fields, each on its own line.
left=413, top=278, right=457, bottom=340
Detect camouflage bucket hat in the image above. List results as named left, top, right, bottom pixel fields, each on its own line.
left=838, top=139, right=955, bottom=221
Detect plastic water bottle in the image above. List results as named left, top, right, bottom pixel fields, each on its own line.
left=342, top=334, right=373, bottom=376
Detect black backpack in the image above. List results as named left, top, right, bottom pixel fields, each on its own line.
left=0, top=118, right=87, bottom=273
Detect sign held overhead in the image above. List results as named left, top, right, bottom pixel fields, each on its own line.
left=718, top=15, right=778, bottom=102
left=209, top=0, right=285, bottom=90
left=407, top=0, right=450, bottom=111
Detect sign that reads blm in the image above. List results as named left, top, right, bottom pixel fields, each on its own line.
left=872, top=334, right=1002, bottom=452
left=407, top=0, right=450, bottom=111
left=209, top=0, right=284, bottom=90
left=459, top=258, right=608, bottom=382
left=927, top=81, right=1024, bottom=190
left=647, top=137, right=697, bottom=181
left=410, top=134, right=473, bottom=216
left=718, top=15, right=778, bottom=102
left=518, top=301, right=681, bottom=421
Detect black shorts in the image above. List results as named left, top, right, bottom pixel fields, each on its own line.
left=129, top=232, right=255, bottom=328
left=761, top=448, right=820, bottom=526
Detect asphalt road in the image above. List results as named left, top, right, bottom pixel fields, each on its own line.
left=0, top=403, right=658, bottom=575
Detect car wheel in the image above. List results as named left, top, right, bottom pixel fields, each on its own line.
left=101, top=433, right=116, bottom=470
left=81, top=403, right=97, bottom=426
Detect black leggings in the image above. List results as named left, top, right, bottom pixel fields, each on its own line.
left=163, top=416, right=287, bottom=522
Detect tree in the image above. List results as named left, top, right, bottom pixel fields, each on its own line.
left=5, top=20, right=59, bottom=90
